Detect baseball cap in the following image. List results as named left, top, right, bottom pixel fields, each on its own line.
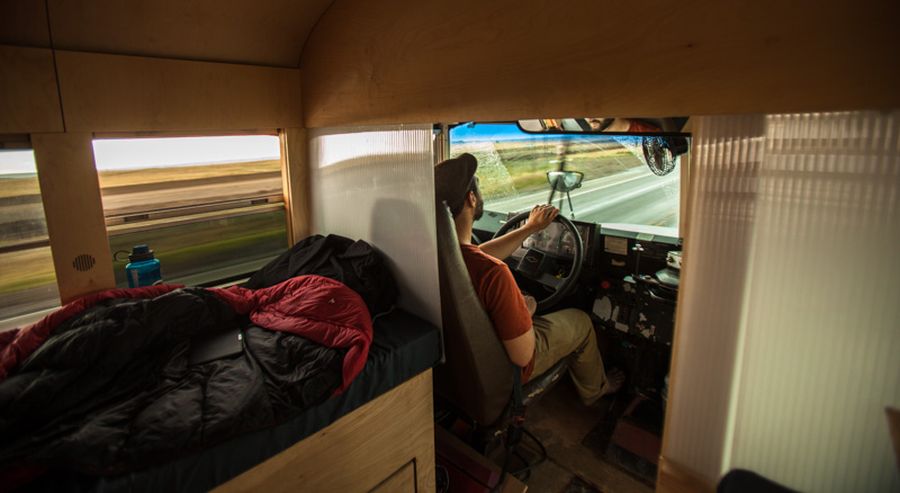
left=434, top=153, right=478, bottom=214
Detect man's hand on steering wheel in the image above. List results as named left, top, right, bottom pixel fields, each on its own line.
left=492, top=205, right=584, bottom=313
left=478, top=204, right=559, bottom=260
left=524, top=204, right=559, bottom=232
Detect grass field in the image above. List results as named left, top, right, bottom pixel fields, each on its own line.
left=452, top=138, right=644, bottom=200
left=0, top=246, right=57, bottom=294
left=0, top=159, right=287, bottom=316
left=0, top=211, right=287, bottom=295
left=109, top=210, right=287, bottom=287
left=0, top=159, right=281, bottom=199
left=98, top=159, right=281, bottom=189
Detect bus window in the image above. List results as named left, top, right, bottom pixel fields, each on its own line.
left=0, top=148, right=60, bottom=322
left=92, top=135, right=288, bottom=287
left=449, top=122, right=686, bottom=237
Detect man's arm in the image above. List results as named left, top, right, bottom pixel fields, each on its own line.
left=480, top=265, right=537, bottom=368
left=508, top=295, right=536, bottom=366
left=502, top=329, right=535, bottom=368
left=479, top=204, right=559, bottom=260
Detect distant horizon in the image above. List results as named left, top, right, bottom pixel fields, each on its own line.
left=0, top=150, right=37, bottom=176
left=0, top=135, right=281, bottom=177
left=93, top=135, right=280, bottom=171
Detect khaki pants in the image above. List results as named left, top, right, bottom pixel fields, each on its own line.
left=531, top=308, right=609, bottom=405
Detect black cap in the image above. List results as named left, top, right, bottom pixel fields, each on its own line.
left=129, top=244, right=155, bottom=262
left=435, top=153, right=478, bottom=214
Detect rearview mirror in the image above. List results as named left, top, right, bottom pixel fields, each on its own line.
left=518, top=117, right=688, bottom=135
left=519, top=117, right=688, bottom=177
left=547, top=171, right=583, bottom=192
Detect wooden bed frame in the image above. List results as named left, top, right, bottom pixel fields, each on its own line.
left=215, top=369, right=436, bottom=493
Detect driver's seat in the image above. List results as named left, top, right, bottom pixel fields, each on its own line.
left=434, top=202, right=570, bottom=429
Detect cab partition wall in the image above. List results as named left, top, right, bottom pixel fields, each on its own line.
left=665, top=111, right=900, bottom=492
left=307, top=125, right=441, bottom=327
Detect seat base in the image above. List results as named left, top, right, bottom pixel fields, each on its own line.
left=522, top=357, right=570, bottom=407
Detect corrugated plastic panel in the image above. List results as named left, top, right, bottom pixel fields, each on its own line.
left=665, top=111, right=900, bottom=491
left=663, top=115, right=767, bottom=481
left=728, top=112, right=900, bottom=492
left=308, top=125, right=441, bottom=328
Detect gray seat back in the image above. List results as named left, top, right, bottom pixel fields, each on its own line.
left=434, top=203, right=514, bottom=426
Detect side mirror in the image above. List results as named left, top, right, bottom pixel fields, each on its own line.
left=547, top=171, right=584, bottom=192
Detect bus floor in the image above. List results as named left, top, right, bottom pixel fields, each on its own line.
left=500, top=379, right=655, bottom=493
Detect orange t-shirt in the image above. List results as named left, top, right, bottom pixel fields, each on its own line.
left=460, top=244, right=535, bottom=380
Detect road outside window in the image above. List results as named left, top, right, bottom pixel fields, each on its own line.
left=93, top=135, right=288, bottom=287
left=449, top=123, right=685, bottom=236
left=0, top=149, right=59, bottom=321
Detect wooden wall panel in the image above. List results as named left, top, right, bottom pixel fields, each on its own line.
left=31, top=133, right=115, bottom=303
left=216, top=370, right=436, bottom=493
left=301, top=0, right=900, bottom=127
left=0, top=45, right=63, bottom=134
left=0, top=0, right=50, bottom=47
left=280, top=128, right=311, bottom=244
left=657, top=457, right=715, bottom=493
left=46, top=0, right=333, bottom=67
left=55, top=50, right=303, bottom=133
left=370, top=462, right=416, bottom=492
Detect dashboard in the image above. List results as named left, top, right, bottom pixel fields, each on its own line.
left=513, top=220, right=593, bottom=259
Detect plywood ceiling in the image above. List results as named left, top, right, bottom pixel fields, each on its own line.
left=300, top=0, right=900, bottom=127
left=0, top=0, right=334, bottom=67
left=0, top=0, right=50, bottom=48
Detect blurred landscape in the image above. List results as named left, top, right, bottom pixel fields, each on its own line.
left=453, top=138, right=645, bottom=201
left=1, top=137, right=681, bottom=321
left=0, top=159, right=286, bottom=320
left=451, top=136, right=680, bottom=230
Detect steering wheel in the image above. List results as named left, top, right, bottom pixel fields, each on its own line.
left=492, top=212, right=584, bottom=312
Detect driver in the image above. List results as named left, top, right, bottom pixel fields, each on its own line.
left=435, top=153, right=624, bottom=405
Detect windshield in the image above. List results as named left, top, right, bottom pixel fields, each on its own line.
left=449, top=122, right=686, bottom=236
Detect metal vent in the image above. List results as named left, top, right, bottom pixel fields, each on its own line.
left=72, top=254, right=96, bottom=272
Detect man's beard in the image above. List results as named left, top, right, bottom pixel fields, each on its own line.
left=474, top=196, right=484, bottom=220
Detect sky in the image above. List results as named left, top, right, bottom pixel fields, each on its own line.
left=450, top=123, right=561, bottom=143
left=0, top=149, right=37, bottom=175
left=0, top=135, right=281, bottom=176
left=449, top=122, right=642, bottom=147
left=92, top=135, right=280, bottom=170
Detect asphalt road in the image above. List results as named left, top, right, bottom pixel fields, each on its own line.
left=0, top=174, right=283, bottom=244
left=486, top=167, right=679, bottom=227
left=101, top=175, right=283, bottom=216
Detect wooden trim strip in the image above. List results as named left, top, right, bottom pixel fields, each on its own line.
left=280, top=128, right=310, bottom=244
left=216, top=370, right=436, bottom=493
left=31, top=132, right=115, bottom=303
left=656, top=456, right=715, bottom=493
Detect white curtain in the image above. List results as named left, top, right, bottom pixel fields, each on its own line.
left=665, top=111, right=900, bottom=492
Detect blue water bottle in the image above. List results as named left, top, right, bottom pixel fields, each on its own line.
left=125, top=244, right=162, bottom=288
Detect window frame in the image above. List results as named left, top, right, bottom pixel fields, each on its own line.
left=91, top=130, right=292, bottom=288
left=447, top=121, right=689, bottom=238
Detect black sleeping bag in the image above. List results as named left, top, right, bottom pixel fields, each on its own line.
left=0, top=288, right=344, bottom=477
left=245, top=234, right=398, bottom=316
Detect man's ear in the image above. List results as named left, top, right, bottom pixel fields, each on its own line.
left=466, top=190, right=477, bottom=208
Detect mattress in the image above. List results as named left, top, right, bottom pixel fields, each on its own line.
left=37, top=309, right=441, bottom=492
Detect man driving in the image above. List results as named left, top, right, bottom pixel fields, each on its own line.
left=435, top=153, right=624, bottom=405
